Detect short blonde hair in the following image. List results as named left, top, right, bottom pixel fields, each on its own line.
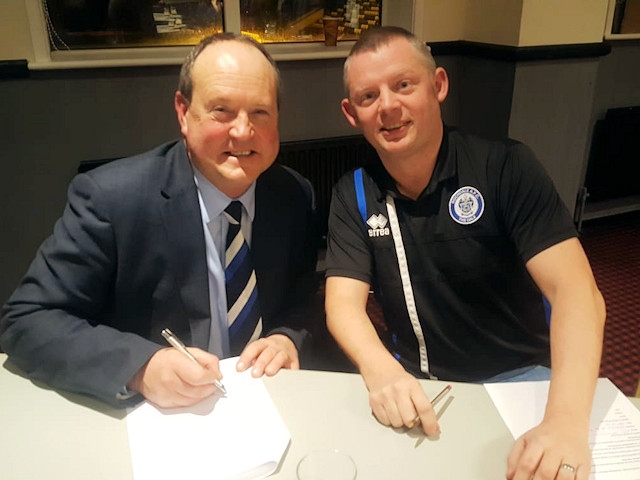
left=343, top=26, right=436, bottom=96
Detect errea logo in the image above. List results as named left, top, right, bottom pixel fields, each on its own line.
left=367, top=213, right=390, bottom=237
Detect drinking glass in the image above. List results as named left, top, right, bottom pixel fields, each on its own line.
left=296, top=449, right=357, bottom=480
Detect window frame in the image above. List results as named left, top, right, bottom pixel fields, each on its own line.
left=26, top=0, right=414, bottom=69
left=604, top=0, right=640, bottom=39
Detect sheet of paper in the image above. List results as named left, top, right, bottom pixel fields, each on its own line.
left=126, top=357, right=290, bottom=480
left=484, top=378, right=640, bottom=479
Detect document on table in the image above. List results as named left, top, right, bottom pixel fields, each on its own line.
left=126, top=357, right=290, bottom=480
left=484, top=378, right=640, bottom=479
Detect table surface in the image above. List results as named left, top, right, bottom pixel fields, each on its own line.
left=1, top=354, right=638, bottom=479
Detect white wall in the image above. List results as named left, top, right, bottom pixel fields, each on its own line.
left=1, top=0, right=33, bottom=60
left=419, top=0, right=610, bottom=46
left=519, top=0, right=609, bottom=46
left=415, top=0, right=467, bottom=42
left=3, top=0, right=613, bottom=63
left=419, top=0, right=522, bottom=45
left=464, top=0, right=523, bottom=45
left=508, top=60, right=601, bottom=211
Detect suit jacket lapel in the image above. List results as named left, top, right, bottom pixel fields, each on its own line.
left=253, top=172, right=281, bottom=279
left=160, top=142, right=211, bottom=350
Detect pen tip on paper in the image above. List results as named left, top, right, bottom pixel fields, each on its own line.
left=216, top=381, right=227, bottom=396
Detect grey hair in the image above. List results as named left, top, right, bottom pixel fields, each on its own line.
left=177, top=32, right=282, bottom=107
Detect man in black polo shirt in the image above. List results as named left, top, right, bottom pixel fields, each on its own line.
left=325, top=26, right=605, bottom=480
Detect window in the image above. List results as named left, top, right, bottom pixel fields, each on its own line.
left=25, top=0, right=416, bottom=67
left=607, top=0, right=640, bottom=37
left=39, top=0, right=381, bottom=51
left=41, top=1, right=223, bottom=51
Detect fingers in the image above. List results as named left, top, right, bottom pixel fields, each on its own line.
left=558, top=463, right=579, bottom=480
left=132, top=348, right=223, bottom=408
left=506, top=436, right=527, bottom=478
left=236, top=334, right=299, bottom=377
left=249, top=348, right=288, bottom=377
left=414, top=395, right=440, bottom=437
left=413, top=384, right=451, bottom=435
left=508, top=442, right=544, bottom=480
left=505, top=423, right=590, bottom=480
left=152, top=381, right=220, bottom=408
left=371, top=392, right=408, bottom=428
left=187, top=348, right=223, bottom=384
left=369, top=377, right=441, bottom=437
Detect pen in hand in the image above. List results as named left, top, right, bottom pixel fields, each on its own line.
left=161, top=328, right=227, bottom=395
left=407, top=384, right=452, bottom=429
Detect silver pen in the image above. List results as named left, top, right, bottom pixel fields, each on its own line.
left=407, top=384, right=452, bottom=429
left=161, top=328, right=227, bottom=395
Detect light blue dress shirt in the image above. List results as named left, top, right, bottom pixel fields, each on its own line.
left=192, top=168, right=256, bottom=358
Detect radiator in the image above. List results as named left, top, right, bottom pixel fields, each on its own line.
left=277, top=135, right=379, bottom=240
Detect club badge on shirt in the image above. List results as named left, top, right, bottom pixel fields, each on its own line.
left=449, top=186, right=484, bottom=225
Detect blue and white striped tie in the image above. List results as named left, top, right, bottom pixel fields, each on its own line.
left=224, top=201, right=262, bottom=355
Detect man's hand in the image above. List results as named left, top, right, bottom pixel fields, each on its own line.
left=506, top=418, right=590, bottom=480
left=127, top=348, right=223, bottom=408
left=363, top=359, right=440, bottom=437
left=236, top=334, right=299, bottom=377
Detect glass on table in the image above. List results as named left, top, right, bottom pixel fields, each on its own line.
left=296, top=449, right=357, bottom=480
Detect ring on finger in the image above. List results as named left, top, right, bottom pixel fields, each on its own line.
left=560, top=463, right=576, bottom=474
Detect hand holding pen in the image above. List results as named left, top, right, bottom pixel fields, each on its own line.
left=161, top=329, right=227, bottom=395
left=407, top=384, right=452, bottom=429
left=126, top=329, right=226, bottom=408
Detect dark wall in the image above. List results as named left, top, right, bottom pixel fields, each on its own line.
left=0, top=54, right=489, bottom=303
left=0, top=60, right=357, bottom=303
left=592, top=40, right=640, bottom=120
left=0, top=66, right=182, bottom=304
left=452, top=56, right=515, bottom=140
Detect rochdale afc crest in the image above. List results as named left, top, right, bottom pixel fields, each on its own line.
left=449, top=186, right=484, bottom=225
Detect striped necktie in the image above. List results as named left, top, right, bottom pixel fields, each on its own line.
left=223, top=201, right=262, bottom=355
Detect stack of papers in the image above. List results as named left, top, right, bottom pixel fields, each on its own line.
left=126, top=357, right=290, bottom=480
left=485, top=378, right=640, bottom=480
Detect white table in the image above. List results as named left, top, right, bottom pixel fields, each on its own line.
left=266, top=369, right=514, bottom=479
left=1, top=354, right=638, bottom=479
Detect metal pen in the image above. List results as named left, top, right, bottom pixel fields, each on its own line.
left=407, top=384, right=452, bottom=429
left=161, top=328, right=227, bottom=395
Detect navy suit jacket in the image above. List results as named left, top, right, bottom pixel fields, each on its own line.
left=0, top=141, right=319, bottom=406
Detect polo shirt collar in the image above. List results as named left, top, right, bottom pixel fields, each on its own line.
left=367, top=124, right=456, bottom=202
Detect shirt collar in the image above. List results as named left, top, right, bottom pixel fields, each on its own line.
left=192, top=167, right=256, bottom=224
left=367, top=125, right=456, bottom=202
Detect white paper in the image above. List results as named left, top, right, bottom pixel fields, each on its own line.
left=126, top=357, right=290, bottom=480
left=485, top=378, right=640, bottom=479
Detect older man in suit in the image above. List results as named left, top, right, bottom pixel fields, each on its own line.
left=0, top=33, right=318, bottom=408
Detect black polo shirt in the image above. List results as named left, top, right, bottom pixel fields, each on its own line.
left=325, top=127, right=577, bottom=381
